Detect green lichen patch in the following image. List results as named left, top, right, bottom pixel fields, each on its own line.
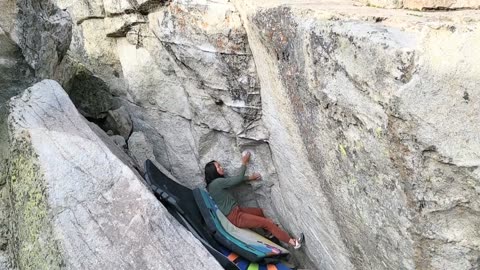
left=338, top=144, right=348, bottom=157
left=6, top=131, right=64, bottom=270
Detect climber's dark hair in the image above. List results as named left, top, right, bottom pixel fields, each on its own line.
left=205, top=160, right=223, bottom=186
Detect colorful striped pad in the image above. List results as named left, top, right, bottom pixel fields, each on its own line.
left=221, top=249, right=292, bottom=270
left=194, top=188, right=289, bottom=262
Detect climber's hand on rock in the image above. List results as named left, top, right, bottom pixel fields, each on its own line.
left=242, top=151, right=251, bottom=165
left=249, top=172, right=262, bottom=181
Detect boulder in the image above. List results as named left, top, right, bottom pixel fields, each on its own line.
left=87, top=121, right=140, bottom=175
left=103, top=106, right=133, bottom=139
left=3, top=80, right=222, bottom=270
left=0, top=27, right=36, bottom=270
left=110, top=134, right=127, bottom=149
left=127, top=120, right=173, bottom=172
left=7, top=0, right=480, bottom=269
left=127, top=131, right=156, bottom=169
left=12, top=0, right=72, bottom=78
left=234, top=1, right=480, bottom=269
left=0, top=29, right=35, bottom=107
left=66, top=67, right=115, bottom=119
left=127, top=131, right=179, bottom=181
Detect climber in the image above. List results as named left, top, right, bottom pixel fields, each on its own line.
left=204, top=152, right=304, bottom=249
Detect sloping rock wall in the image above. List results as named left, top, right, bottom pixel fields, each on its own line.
left=3, top=80, right=222, bottom=270
left=234, top=1, right=480, bottom=269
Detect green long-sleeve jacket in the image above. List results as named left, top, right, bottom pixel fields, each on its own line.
left=207, top=165, right=249, bottom=216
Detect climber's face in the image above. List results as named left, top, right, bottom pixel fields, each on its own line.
left=214, top=162, right=224, bottom=176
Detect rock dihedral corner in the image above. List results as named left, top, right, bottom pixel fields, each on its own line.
left=235, top=2, right=480, bottom=270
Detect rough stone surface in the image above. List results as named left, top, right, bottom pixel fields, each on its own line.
left=110, top=134, right=127, bottom=149
left=86, top=121, right=141, bottom=175
left=103, top=0, right=135, bottom=15
left=0, top=29, right=35, bottom=107
left=55, top=0, right=105, bottom=23
left=127, top=131, right=156, bottom=168
left=0, top=187, right=13, bottom=270
left=66, top=67, right=115, bottom=118
left=4, top=80, right=222, bottom=270
left=104, top=14, right=148, bottom=37
left=112, top=0, right=270, bottom=187
left=5, top=0, right=480, bottom=269
left=359, top=0, right=480, bottom=9
left=0, top=0, right=16, bottom=34
left=12, top=0, right=73, bottom=78
left=0, top=27, right=36, bottom=270
left=53, top=0, right=126, bottom=101
left=127, top=131, right=179, bottom=181
left=127, top=119, right=173, bottom=173
left=360, top=0, right=403, bottom=8
left=103, top=106, right=133, bottom=139
left=104, top=0, right=174, bottom=15
left=235, top=1, right=480, bottom=269
left=51, top=0, right=271, bottom=192
left=65, top=18, right=124, bottom=91
left=405, top=0, right=480, bottom=9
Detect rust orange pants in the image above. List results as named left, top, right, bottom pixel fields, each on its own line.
left=227, top=206, right=291, bottom=244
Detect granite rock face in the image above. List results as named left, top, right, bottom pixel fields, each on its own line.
left=52, top=0, right=273, bottom=195
left=0, top=28, right=35, bottom=106
left=3, top=0, right=480, bottom=269
left=3, top=80, right=222, bottom=270
left=0, top=0, right=17, bottom=34
left=112, top=0, right=272, bottom=193
left=0, top=26, right=37, bottom=270
left=359, top=0, right=480, bottom=10
left=10, top=0, right=72, bottom=78
left=235, top=1, right=480, bottom=269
